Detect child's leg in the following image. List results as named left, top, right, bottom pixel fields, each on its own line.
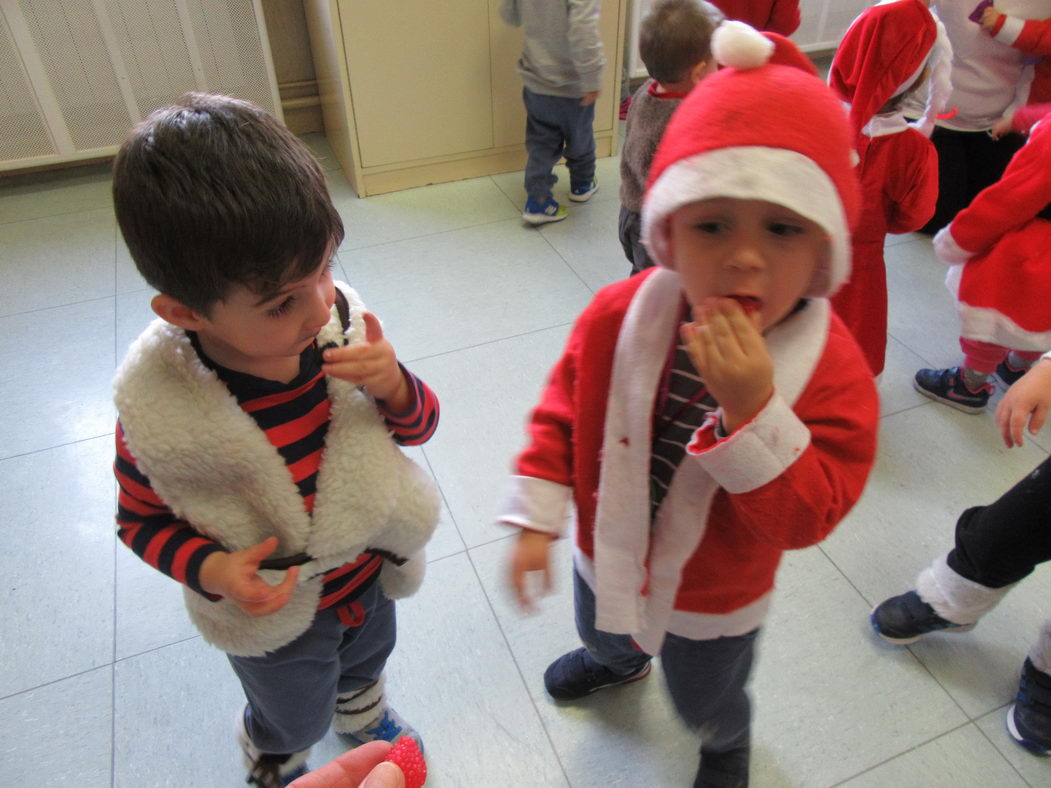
left=661, top=630, right=758, bottom=787
left=561, top=100, right=597, bottom=191
left=618, top=205, right=655, bottom=274
left=523, top=88, right=566, bottom=203
left=572, top=568, right=652, bottom=673
left=960, top=337, right=1009, bottom=382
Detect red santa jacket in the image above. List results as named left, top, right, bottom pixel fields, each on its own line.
left=711, top=0, right=801, bottom=36
left=499, top=269, right=878, bottom=654
left=993, top=12, right=1051, bottom=104
left=934, top=115, right=1051, bottom=350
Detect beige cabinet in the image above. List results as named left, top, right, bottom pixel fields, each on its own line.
left=304, top=0, right=626, bottom=196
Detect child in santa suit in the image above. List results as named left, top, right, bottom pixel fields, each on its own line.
left=981, top=4, right=1051, bottom=105
left=710, top=0, right=800, bottom=36
left=828, top=0, right=951, bottom=376
left=914, top=103, right=1051, bottom=411
left=498, top=22, right=878, bottom=787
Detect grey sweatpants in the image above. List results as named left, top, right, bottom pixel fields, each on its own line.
left=228, top=580, right=396, bottom=754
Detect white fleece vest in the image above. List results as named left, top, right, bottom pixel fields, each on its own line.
left=113, top=283, right=440, bottom=656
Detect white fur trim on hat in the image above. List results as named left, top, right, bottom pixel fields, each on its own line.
left=712, top=20, right=774, bottom=69
left=640, top=147, right=850, bottom=297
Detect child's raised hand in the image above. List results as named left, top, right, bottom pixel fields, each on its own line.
left=979, top=7, right=1001, bottom=33
left=322, top=312, right=410, bottom=408
left=199, top=536, right=300, bottom=617
left=509, top=529, right=555, bottom=612
left=995, top=358, right=1051, bottom=447
left=681, top=298, right=774, bottom=434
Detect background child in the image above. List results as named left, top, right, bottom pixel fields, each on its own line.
left=111, top=93, right=440, bottom=787
left=500, top=0, right=605, bottom=224
left=710, top=0, right=800, bottom=36
left=828, top=0, right=947, bottom=376
left=914, top=103, right=1051, bottom=412
left=872, top=352, right=1051, bottom=756
left=499, top=24, right=879, bottom=787
left=620, top=0, right=724, bottom=275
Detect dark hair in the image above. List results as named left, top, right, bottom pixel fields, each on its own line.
left=112, top=92, right=344, bottom=315
left=639, top=0, right=724, bottom=86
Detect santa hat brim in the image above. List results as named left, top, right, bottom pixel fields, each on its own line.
left=640, top=146, right=849, bottom=298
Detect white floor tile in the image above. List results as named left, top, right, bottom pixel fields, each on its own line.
left=0, top=209, right=116, bottom=316
left=839, top=723, right=1026, bottom=787
left=339, top=219, right=591, bottom=361
left=0, top=665, right=113, bottom=786
left=976, top=705, right=1051, bottom=786
left=301, top=132, right=343, bottom=172
left=538, top=196, right=632, bottom=292
left=330, top=173, right=520, bottom=251
left=0, top=162, right=113, bottom=224
left=401, top=445, right=466, bottom=562
left=0, top=298, right=115, bottom=458
left=407, top=324, right=572, bottom=548
left=114, top=544, right=199, bottom=661
left=0, top=436, right=115, bottom=697
left=113, top=638, right=247, bottom=787
left=880, top=335, right=937, bottom=416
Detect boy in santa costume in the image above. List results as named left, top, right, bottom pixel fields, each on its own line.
left=981, top=4, right=1051, bottom=105
left=873, top=351, right=1051, bottom=756
left=498, top=22, right=878, bottom=787
left=710, top=0, right=800, bottom=36
left=914, top=103, right=1051, bottom=411
left=828, top=0, right=951, bottom=376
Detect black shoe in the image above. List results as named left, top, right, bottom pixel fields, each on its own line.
left=695, top=747, right=749, bottom=788
left=995, top=359, right=1030, bottom=388
left=870, top=590, right=974, bottom=645
left=1007, top=658, right=1051, bottom=756
left=913, top=366, right=992, bottom=414
left=543, top=647, right=651, bottom=700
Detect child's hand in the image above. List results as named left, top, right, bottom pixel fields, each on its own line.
left=580, top=91, right=599, bottom=107
left=681, top=298, right=774, bottom=434
left=509, top=529, right=555, bottom=612
left=990, top=117, right=1014, bottom=139
left=322, top=312, right=411, bottom=410
left=979, top=7, right=1001, bottom=33
left=995, top=358, right=1051, bottom=447
left=199, top=536, right=300, bottom=617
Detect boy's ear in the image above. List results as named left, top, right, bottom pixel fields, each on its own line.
left=151, top=293, right=209, bottom=330
left=691, top=59, right=716, bottom=84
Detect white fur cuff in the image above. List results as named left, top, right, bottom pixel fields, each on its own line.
left=333, top=674, right=386, bottom=733
left=690, top=394, right=811, bottom=494
left=995, top=16, right=1025, bottom=46
left=916, top=553, right=1013, bottom=625
left=497, top=475, right=572, bottom=536
left=933, top=226, right=973, bottom=265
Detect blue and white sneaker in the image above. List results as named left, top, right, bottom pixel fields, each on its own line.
left=340, top=704, right=424, bottom=753
left=523, top=196, right=567, bottom=225
left=913, top=366, right=992, bottom=414
left=568, top=178, right=598, bottom=202
left=870, top=590, right=974, bottom=645
left=1007, top=658, right=1051, bottom=756
left=238, top=708, right=310, bottom=788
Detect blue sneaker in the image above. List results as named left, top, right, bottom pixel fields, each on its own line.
left=544, top=647, right=651, bottom=700
left=913, top=366, right=992, bottom=414
left=1007, top=658, right=1051, bottom=756
left=995, top=358, right=1031, bottom=388
left=870, top=590, right=974, bottom=645
left=340, top=705, right=424, bottom=752
left=568, top=178, right=598, bottom=202
left=523, top=196, right=567, bottom=225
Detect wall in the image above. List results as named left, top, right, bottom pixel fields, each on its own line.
left=260, top=0, right=323, bottom=133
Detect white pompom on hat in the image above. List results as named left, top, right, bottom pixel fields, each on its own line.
left=640, top=21, right=859, bottom=298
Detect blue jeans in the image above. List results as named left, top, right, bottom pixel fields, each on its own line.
left=523, top=87, right=596, bottom=202
left=228, top=580, right=396, bottom=754
left=573, top=569, right=757, bottom=761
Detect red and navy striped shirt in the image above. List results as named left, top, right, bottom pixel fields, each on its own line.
left=114, top=332, right=439, bottom=607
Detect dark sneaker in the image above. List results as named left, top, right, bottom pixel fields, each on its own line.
left=544, top=647, right=651, bottom=700
left=870, top=590, right=974, bottom=644
left=695, top=747, right=749, bottom=788
left=995, top=358, right=1030, bottom=388
left=568, top=179, right=598, bottom=202
left=523, top=196, right=567, bottom=225
left=1007, top=658, right=1051, bottom=756
left=913, top=366, right=992, bottom=413
left=238, top=710, right=309, bottom=788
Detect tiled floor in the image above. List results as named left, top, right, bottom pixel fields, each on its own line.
left=2, top=133, right=1050, bottom=787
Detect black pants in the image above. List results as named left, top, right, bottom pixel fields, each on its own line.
left=920, top=126, right=1025, bottom=234
left=618, top=205, right=656, bottom=275
left=947, top=455, right=1051, bottom=588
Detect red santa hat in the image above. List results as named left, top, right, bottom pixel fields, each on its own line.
left=830, top=0, right=950, bottom=139
left=641, top=21, right=859, bottom=298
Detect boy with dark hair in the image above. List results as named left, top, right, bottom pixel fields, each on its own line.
left=500, top=0, right=606, bottom=224
left=620, top=0, right=724, bottom=274
left=111, top=93, right=440, bottom=788
left=501, top=24, right=878, bottom=786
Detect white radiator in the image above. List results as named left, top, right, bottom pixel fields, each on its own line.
left=0, top=0, right=282, bottom=171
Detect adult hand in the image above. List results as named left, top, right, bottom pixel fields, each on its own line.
left=198, top=537, right=300, bottom=617
left=681, top=298, right=773, bottom=434
left=323, top=313, right=411, bottom=410
left=288, top=741, right=404, bottom=788
left=509, top=529, right=555, bottom=612
left=995, top=358, right=1051, bottom=447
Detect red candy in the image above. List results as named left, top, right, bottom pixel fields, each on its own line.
left=728, top=295, right=761, bottom=314
left=384, top=738, right=427, bottom=788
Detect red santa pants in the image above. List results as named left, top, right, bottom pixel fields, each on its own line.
left=960, top=338, right=1043, bottom=375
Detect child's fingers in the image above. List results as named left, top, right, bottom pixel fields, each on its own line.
left=1030, top=403, right=1049, bottom=437
left=362, top=311, right=385, bottom=344
left=1009, top=408, right=1030, bottom=448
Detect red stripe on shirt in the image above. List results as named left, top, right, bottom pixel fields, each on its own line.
left=265, top=399, right=331, bottom=447
left=240, top=372, right=325, bottom=413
